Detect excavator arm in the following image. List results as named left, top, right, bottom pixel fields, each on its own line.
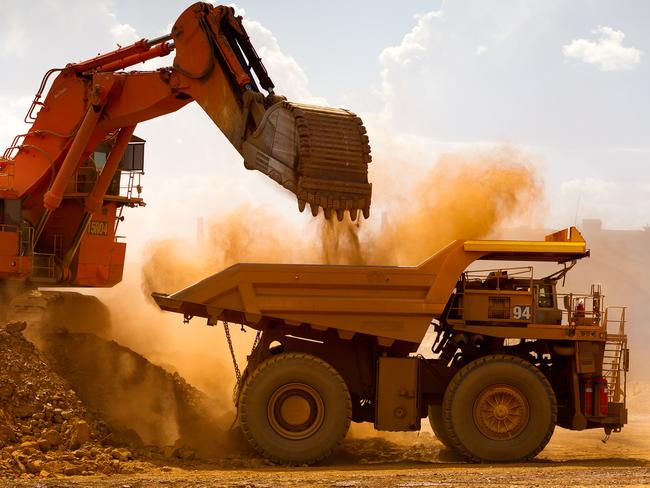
left=177, top=4, right=372, bottom=220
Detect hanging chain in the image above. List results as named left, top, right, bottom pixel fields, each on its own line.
left=223, top=321, right=242, bottom=386
left=223, top=320, right=263, bottom=406
left=251, top=329, right=262, bottom=354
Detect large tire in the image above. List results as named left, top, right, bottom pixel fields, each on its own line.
left=442, top=354, right=556, bottom=462
left=428, top=404, right=457, bottom=451
left=238, top=353, right=351, bottom=465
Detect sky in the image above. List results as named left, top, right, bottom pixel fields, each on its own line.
left=1, top=0, right=649, bottom=260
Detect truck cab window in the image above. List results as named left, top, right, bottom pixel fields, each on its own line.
left=538, top=284, right=554, bottom=308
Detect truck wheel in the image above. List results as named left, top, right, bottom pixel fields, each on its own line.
left=428, top=404, right=457, bottom=451
left=442, top=354, right=556, bottom=462
left=238, top=352, right=351, bottom=465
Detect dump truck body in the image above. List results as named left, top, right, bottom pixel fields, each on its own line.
left=153, top=227, right=629, bottom=464
left=153, top=228, right=589, bottom=345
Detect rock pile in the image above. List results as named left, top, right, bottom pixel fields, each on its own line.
left=0, top=314, right=256, bottom=480
left=35, top=329, right=241, bottom=459
left=0, top=321, right=142, bottom=479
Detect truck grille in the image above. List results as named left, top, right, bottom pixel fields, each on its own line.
left=488, top=297, right=511, bottom=319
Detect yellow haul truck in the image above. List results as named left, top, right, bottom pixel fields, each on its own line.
left=153, top=227, right=629, bottom=464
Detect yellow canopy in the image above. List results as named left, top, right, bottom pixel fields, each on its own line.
left=465, top=227, right=588, bottom=262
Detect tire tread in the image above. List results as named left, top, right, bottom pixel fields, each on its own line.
left=442, top=354, right=557, bottom=462
left=238, top=352, right=352, bottom=465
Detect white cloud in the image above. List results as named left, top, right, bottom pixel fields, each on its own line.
left=371, top=2, right=545, bottom=137
left=243, top=17, right=326, bottom=105
left=563, top=26, right=642, bottom=71
left=110, top=21, right=139, bottom=46
left=379, top=10, right=443, bottom=68
left=374, top=8, right=444, bottom=128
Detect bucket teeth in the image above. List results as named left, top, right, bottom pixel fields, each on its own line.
left=299, top=198, right=370, bottom=221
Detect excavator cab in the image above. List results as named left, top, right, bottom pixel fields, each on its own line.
left=106, top=136, right=145, bottom=198
left=65, top=135, right=145, bottom=201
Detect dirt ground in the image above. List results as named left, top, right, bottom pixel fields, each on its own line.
left=2, top=421, right=649, bottom=487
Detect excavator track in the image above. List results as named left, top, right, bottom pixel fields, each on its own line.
left=243, top=102, right=372, bottom=221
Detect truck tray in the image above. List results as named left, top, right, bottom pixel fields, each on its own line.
left=152, top=227, right=587, bottom=345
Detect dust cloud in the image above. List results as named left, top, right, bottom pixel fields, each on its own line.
left=141, top=145, right=544, bottom=293
left=334, top=145, right=544, bottom=266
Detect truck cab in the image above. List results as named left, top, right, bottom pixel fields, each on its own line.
left=444, top=266, right=594, bottom=328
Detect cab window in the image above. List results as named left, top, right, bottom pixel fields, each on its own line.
left=538, top=284, right=554, bottom=308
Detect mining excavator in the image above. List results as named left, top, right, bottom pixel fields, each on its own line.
left=155, top=227, right=629, bottom=464
left=0, top=3, right=371, bottom=298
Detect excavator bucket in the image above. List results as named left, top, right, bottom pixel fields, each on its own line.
left=167, top=3, right=373, bottom=221
left=242, top=102, right=372, bottom=221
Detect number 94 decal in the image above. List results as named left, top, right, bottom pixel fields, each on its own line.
left=512, top=305, right=531, bottom=320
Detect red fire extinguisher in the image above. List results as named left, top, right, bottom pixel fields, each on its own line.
left=583, top=376, right=594, bottom=416
left=595, top=377, right=609, bottom=416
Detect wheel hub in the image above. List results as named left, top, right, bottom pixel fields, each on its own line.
left=473, top=384, right=530, bottom=440
left=267, top=383, right=325, bottom=440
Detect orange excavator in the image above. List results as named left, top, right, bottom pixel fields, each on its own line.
left=0, top=3, right=372, bottom=292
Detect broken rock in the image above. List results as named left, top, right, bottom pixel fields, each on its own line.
left=69, top=420, right=91, bottom=449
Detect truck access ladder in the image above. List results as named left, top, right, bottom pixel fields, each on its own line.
left=603, top=306, right=628, bottom=403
